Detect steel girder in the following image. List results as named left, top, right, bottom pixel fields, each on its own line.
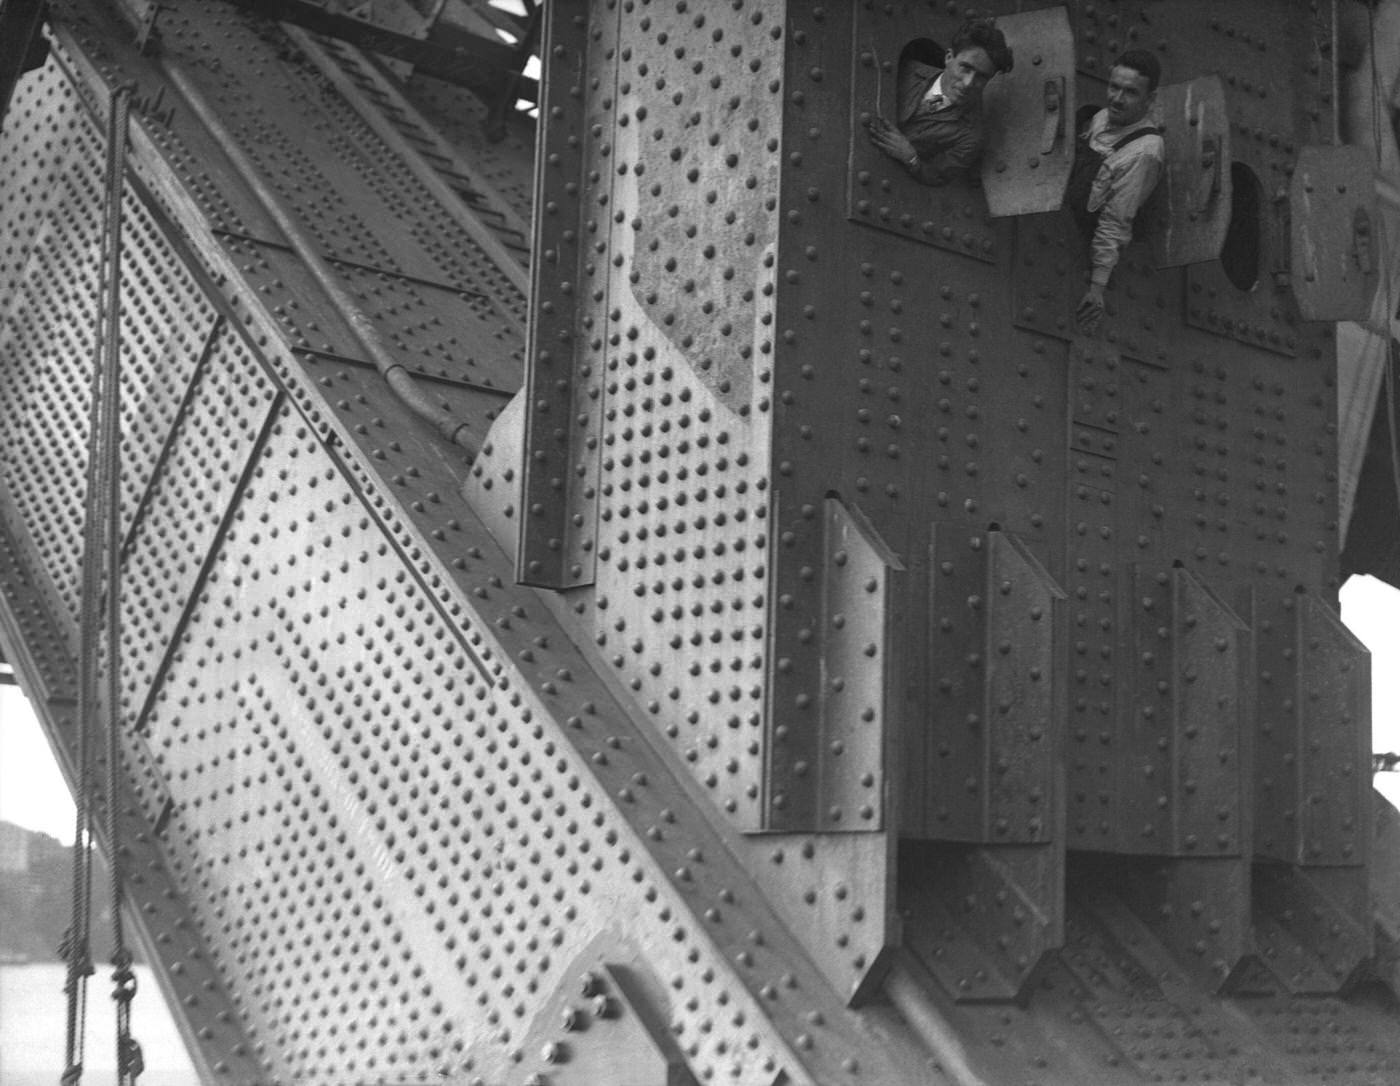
left=0, top=2, right=1398, bottom=1086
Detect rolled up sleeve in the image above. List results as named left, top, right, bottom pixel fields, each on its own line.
left=1090, top=152, right=1162, bottom=286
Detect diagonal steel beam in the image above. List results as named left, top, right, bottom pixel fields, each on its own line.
left=222, top=0, right=537, bottom=99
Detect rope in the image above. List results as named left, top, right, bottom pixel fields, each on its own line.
left=98, top=83, right=143, bottom=1086
left=61, top=82, right=141, bottom=1086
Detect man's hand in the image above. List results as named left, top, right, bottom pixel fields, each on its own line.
left=866, top=115, right=917, bottom=168
left=1076, top=284, right=1105, bottom=335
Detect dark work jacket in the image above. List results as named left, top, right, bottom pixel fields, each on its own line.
left=896, top=61, right=984, bottom=185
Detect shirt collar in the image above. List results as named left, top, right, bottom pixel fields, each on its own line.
left=925, top=72, right=966, bottom=113
left=1099, top=108, right=1160, bottom=137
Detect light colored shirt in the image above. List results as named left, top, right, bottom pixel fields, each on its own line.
left=1083, top=108, right=1164, bottom=286
left=924, top=73, right=946, bottom=107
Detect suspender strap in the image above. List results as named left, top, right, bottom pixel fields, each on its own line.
left=1109, top=124, right=1163, bottom=152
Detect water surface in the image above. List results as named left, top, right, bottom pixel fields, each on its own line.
left=0, top=962, right=198, bottom=1086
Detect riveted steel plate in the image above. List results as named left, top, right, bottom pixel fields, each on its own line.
left=908, top=525, right=1065, bottom=1002
left=1254, top=862, right=1371, bottom=992
left=1057, top=879, right=1260, bottom=1078
left=1011, top=211, right=1081, bottom=342
left=1120, top=565, right=1174, bottom=848
left=0, top=55, right=220, bottom=634
left=1113, top=854, right=1254, bottom=991
left=903, top=839, right=1064, bottom=1003
left=139, top=409, right=807, bottom=1083
left=289, top=29, right=533, bottom=276
left=1184, top=163, right=1302, bottom=358
left=396, top=57, right=537, bottom=229
left=0, top=509, right=76, bottom=703
left=525, top=0, right=786, bottom=830
left=29, top=12, right=914, bottom=1079
left=788, top=495, right=898, bottom=832
left=984, top=532, right=1064, bottom=843
left=1290, top=144, right=1379, bottom=321
left=466, top=0, right=904, bottom=1011
left=518, top=0, right=607, bottom=589
left=1014, top=220, right=1175, bottom=360
left=1155, top=3, right=1335, bottom=357
left=1064, top=342, right=1127, bottom=851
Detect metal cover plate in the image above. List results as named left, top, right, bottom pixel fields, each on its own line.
left=980, top=7, right=1076, bottom=217
left=1149, top=76, right=1232, bottom=269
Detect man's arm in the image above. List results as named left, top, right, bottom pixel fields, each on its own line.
left=867, top=115, right=922, bottom=171
left=1077, top=147, right=1162, bottom=333
left=867, top=116, right=971, bottom=186
left=1090, top=149, right=1162, bottom=287
left=909, top=120, right=982, bottom=185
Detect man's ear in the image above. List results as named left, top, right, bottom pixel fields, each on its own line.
left=944, top=47, right=955, bottom=69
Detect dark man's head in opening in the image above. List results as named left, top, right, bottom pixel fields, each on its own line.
left=1107, top=49, right=1161, bottom=127
left=940, top=15, right=1014, bottom=107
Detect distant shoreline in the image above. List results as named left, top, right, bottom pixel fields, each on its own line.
left=1, top=820, right=134, bottom=966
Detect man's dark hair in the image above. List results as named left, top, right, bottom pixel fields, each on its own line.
left=950, top=15, right=1014, bottom=74
left=1113, top=49, right=1162, bottom=93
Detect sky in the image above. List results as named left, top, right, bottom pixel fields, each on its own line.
left=4, top=577, right=1400, bottom=843
left=0, top=684, right=73, bottom=842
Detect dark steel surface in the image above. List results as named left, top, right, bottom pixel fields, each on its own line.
left=0, top=1, right=1398, bottom=1084
left=0, top=0, right=48, bottom=127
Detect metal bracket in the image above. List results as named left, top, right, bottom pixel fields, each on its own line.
left=920, top=527, right=1064, bottom=843
left=766, top=495, right=900, bottom=831
left=135, top=1, right=166, bottom=56
left=1192, top=133, right=1222, bottom=213
left=902, top=528, right=1066, bottom=1004
left=902, top=840, right=1063, bottom=1003
left=1113, top=855, right=1255, bottom=993
left=1039, top=76, right=1064, bottom=155
left=469, top=933, right=704, bottom=1086
left=1253, top=863, right=1372, bottom=993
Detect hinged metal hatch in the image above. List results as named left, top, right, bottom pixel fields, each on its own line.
left=1149, top=75, right=1232, bottom=268
left=980, top=6, right=1076, bottom=217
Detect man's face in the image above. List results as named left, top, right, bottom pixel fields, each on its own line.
left=942, top=46, right=997, bottom=105
left=1106, top=65, right=1154, bottom=126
